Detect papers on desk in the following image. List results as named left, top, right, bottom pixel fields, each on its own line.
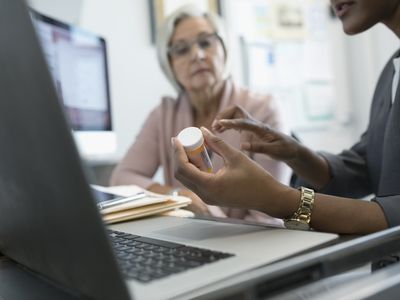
left=91, top=185, right=191, bottom=224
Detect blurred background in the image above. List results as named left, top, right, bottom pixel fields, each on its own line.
left=28, top=0, right=399, bottom=185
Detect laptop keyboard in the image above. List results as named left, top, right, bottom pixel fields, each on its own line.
left=108, top=230, right=234, bottom=283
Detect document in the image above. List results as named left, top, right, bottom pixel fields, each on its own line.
left=91, top=185, right=191, bottom=224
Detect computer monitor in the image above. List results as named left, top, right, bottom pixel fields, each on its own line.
left=30, top=10, right=117, bottom=158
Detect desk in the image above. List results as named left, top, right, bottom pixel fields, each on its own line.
left=1, top=224, right=400, bottom=300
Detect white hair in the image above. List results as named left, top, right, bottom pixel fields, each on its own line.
left=156, top=5, right=232, bottom=92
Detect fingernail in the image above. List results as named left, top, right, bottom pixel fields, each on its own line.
left=201, top=126, right=212, bottom=135
left=201, top=126, right=212, bottom=136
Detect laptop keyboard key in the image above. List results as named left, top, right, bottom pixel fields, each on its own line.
left=135, top=237, right=183, bottom=248
left=108, top=230, right=235, bottom=283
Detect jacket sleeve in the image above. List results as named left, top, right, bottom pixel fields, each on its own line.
left=320, top=136, right=400, bottom=227
left=374, top=195, right=400, bottom=227
left=110, top=106, right=161, bottom=188
left=318, top=131, right=373, bottom=198
left=293, top=131, right=373, bottom=198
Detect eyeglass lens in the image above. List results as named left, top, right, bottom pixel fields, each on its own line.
left=169, top=33, right=218, bottom=57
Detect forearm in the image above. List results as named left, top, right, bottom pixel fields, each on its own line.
left=258, top=185, right=388, bottom=234
left=287, top=145, right=331, bottom=189
left=311, top=194, right=388, bottom=234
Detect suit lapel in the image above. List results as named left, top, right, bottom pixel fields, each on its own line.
left=378, top=53, right=400, bottom=195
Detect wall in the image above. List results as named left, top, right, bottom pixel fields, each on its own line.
left=28, top=0, right=83, bottom=24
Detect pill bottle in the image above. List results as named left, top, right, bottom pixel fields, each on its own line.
left=177, top=127, right=213, bottom=173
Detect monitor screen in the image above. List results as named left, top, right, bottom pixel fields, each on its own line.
left=31, top=10, right=116, bottom=157
left=31, top=10, right=112, bottom=131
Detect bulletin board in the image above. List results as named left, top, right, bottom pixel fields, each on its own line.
left=235, top=0, right=335, bottom=131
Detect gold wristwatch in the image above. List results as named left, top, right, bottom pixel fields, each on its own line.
left=284, top=187, right=315, bottom=230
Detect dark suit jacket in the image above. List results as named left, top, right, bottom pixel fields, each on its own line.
left=297, top=50, right=400, bottom=227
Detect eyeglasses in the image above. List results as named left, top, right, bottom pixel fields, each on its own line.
left=168, top=33, right=220, bottom=58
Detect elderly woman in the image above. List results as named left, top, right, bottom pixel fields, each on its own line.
left=110, top=5, right=291, bottom=223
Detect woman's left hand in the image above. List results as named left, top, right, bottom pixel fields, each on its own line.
left=179, top=188, right=210, bottom=216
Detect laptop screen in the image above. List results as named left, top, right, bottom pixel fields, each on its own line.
left=0, top=1, right=129, bottom=299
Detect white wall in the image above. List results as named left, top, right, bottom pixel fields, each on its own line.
left=28, top=0, right=83, bottom=24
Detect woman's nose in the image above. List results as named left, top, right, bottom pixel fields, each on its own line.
left=190, top=43, right=206, bottom=61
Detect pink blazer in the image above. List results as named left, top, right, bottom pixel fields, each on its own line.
left=110, top=80, right=291, bottom=224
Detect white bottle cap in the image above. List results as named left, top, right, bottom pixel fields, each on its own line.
left=177, top=127, right=204, bottom=151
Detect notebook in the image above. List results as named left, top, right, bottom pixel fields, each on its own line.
left=0, top=1, right=338, bottom=299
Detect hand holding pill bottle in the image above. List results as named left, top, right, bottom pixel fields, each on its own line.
left=177, top=127, right=213, bottom=173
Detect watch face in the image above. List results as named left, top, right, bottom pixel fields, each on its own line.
left=284, top=219, right=310, bottom=230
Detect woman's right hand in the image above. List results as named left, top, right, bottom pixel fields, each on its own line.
left=212, top=105, right=301, bottom=163
left=172, top=127, right=298, bottom=218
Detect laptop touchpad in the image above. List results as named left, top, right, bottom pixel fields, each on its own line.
left=154, top=222, right=266, bottom=241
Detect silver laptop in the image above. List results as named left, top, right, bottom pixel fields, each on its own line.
left=0, top=1, right=337, bottom=299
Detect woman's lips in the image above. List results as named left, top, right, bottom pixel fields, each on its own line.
left=335, top=1, right=355, bottom=18
left=192, top=69, right=210, bottom=76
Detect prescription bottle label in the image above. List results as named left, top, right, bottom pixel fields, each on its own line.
left=187, top=145, right=213, bottom=173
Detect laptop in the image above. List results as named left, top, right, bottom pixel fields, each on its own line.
left=0, top=1, right=338, bottom=299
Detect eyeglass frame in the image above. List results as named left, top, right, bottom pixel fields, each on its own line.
left=167, top=32, right=222, bottom=59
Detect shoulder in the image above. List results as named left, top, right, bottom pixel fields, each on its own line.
left=139, top=95, right=179, bottom=131
left=232, top=83, right=280, bottom=117
left=230, top=82, right=287, bottom=131
left=148, top=95, right=179, bottom=117
left=371, top=49, right=400, bottom=107
left=161, top=95, right=179, bottom=107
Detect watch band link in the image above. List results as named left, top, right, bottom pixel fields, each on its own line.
left=292, top=186, right=314, bottom=224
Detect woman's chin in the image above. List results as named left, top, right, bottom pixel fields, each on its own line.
left=341, top=16, right=376, bottom=35
left=342, top=22, right=363, bottom=35
left=190, top=78, right=216, bottom=91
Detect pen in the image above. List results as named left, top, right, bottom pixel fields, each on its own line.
left=98, top=192, right=147, bottom=210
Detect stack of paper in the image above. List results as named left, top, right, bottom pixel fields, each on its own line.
left=92, top=185, right=191, bottom=224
